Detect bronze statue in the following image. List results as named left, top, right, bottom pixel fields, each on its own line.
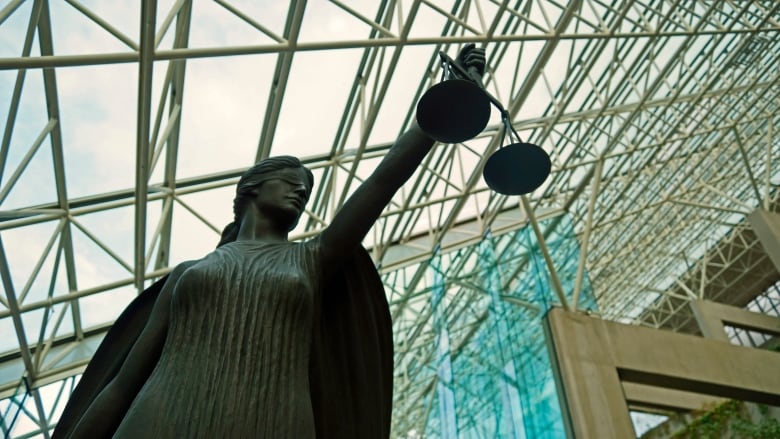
left=52, top=45, right=485, bottom=439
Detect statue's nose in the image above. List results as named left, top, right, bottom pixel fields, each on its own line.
left=293, top=185, right=308, bottom=198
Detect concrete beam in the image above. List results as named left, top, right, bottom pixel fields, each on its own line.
left=748, top=209, right=780, bottom=273
left=622, top=382, right=724, bottom=413
left=691, top=299, right=780, bottom=342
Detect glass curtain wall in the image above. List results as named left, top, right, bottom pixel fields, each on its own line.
left=423, top=215, right=596, bottom=438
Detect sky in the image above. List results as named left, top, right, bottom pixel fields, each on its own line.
left=0, top=0, right=520, bottom=311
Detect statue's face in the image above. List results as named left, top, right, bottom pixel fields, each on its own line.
left=250, top=168, right=311, bottom=231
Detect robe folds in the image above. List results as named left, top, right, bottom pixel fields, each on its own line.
left=52, top=243, right=393, bottom=438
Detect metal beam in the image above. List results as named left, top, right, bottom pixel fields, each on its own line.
left=134, top=0, right=157, bottom=292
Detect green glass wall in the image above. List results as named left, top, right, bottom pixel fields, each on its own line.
left=424, top=215, right=597, bottom=438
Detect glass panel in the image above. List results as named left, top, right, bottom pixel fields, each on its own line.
left=416, top=215, right=597, bottom=438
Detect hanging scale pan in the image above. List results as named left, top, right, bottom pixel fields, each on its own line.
left=483, top=143, right=551, bottom=195
left=416, top=79, right=491, bottom=144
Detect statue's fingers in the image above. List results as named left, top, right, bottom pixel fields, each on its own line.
left=465, top=53, right=486, bottom=64
left=465, top=50, right=485, bottom=61
left=464, top=53, right=486, bottom=71
left=458, top=43, right=476, bottom=61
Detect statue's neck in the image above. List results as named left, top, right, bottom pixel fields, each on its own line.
left=235, top=211, right=289, bottom=242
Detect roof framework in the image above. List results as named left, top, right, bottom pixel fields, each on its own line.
left=0, top=0, right=778, bottom=437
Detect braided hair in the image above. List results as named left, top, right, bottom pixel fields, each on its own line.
left=217, top=156, right=314, bottom=247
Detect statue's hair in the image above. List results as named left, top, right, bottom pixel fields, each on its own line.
left=217, top=156, right=314, bottom=247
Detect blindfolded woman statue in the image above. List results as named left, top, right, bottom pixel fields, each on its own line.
left=53, top=44, right=485, bottom=439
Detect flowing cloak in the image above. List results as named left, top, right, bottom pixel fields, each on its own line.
left=52, top=246, right=393, bottom=438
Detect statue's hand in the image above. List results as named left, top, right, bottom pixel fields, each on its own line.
left=452, top=43, right=486, bottom=83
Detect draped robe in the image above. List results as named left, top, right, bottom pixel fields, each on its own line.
left=52, top=241, right=393, bottom=438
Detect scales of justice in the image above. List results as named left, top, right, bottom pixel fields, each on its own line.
left=416, top=51, right=552, bottom=195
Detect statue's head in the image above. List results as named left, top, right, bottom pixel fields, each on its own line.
left=218, top=156, right=314, bottom=246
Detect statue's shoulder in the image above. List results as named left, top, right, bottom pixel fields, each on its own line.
left=162, top=259, right=201, bottom=285
left=174, top=259, right=199, bottom=271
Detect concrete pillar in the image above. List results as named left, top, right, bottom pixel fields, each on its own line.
left=544, top=310, right=634, bottom=438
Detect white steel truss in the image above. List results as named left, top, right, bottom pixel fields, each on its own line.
left=0, top=0, right=779, bottom=437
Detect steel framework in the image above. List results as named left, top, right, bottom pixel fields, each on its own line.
left=0, top=0, right=778, bottom=437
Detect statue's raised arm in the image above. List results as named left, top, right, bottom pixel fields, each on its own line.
left=319, top=44, right=486, bottom=264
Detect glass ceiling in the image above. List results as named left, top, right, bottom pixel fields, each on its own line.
left=1, top=0, right=779, bottom=437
